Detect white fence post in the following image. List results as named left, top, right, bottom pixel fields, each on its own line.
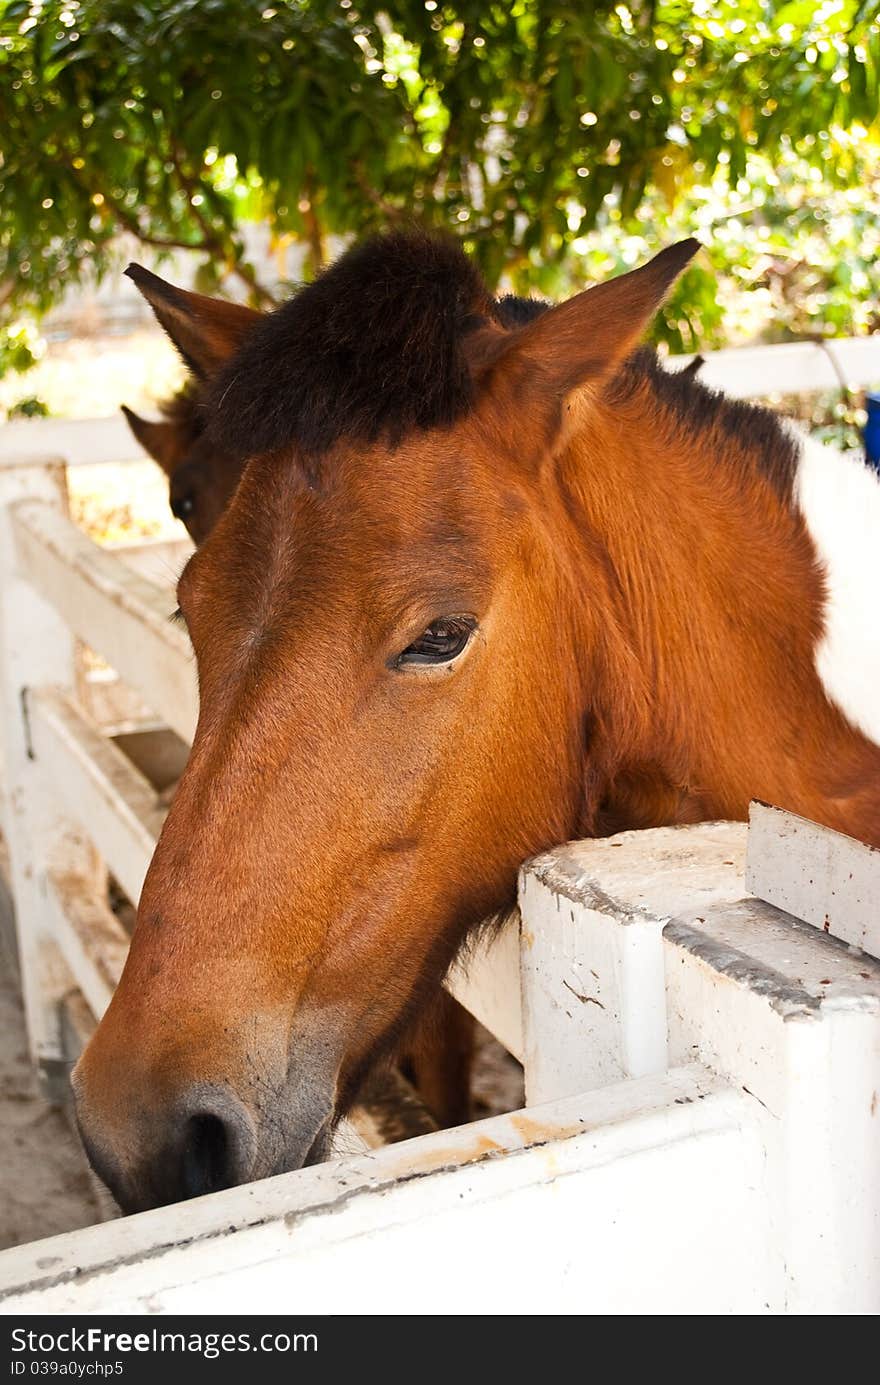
left=518, top=823, right=748, bottom=1105
left=0, top=457, right=83, bottom=1094
left=664, top=893, right=880, bottom=1315
left=746, top=800, right=880, bottom=956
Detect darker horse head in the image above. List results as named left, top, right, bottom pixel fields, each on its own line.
left=74, top=232, right=697, bottom=1210
left=122, top=389, right=244, bottom=545
left=121, top=270, right=261, bottom=544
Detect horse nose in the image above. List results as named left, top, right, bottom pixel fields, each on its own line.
left=75, top=1081, right=259, bottom=1212
left=178, top=1098, right=255, bottom=1200
left=146, top=1087, right=257, bottom=1207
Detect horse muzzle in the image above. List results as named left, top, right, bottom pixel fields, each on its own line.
left=72, top=1065, right=336, bottom=1213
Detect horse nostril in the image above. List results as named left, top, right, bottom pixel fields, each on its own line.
left=179, top=1109, right=245, bottom=1200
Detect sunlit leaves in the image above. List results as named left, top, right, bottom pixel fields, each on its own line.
left=0, top=0, right=878, bottom=348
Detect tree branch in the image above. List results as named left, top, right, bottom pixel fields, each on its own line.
left=352, top=165, right=407, bottom=223
left=168, top=141, right=277, bottom=307
left=299, top=168, right=327, bottom=277
left=63, top=151, right=209, bottom=255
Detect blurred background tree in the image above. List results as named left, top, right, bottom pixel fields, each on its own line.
left=1, top=0, right=878, bottom=357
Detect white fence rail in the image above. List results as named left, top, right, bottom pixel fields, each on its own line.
left=1, top=338, right=879, bottom=1315
left=1, top=1066, right=774, bottom=1315
left=671, top=333, right=880, bottom=398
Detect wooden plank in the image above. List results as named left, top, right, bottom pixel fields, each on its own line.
left=11, top=500, right=198, bottom=743
left=29, top=687, right=165, bottom=909
left=45, top=868, right=129, bottom=1020
left=0, top=459, right=79, bottom=1082
left=445, top=915, right=523, bottom=1060
left=109, top=535, right=192, bottom=587
left=746, top=801, right=880, bottom=957
left=0, top=1066, right=777, bottom=1315
left=0, top=415, right=145, bottom=468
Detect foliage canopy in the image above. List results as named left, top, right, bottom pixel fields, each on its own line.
left=1, top=0, right=879, bottom=348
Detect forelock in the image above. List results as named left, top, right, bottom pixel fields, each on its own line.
left=207, top=231, right=494, bottom=463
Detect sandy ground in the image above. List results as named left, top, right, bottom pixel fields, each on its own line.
left=0, top=949, right=104, bottom=1252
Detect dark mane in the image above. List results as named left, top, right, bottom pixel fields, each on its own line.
left=159, top=377, right=205, bottom=442
left=493, top=294, right=549, bottom=327
left=208, top=231, right=493, bottom=461
left=607, top=347, right=799, bottom=501
left=205, top=229, right=794, bottom=501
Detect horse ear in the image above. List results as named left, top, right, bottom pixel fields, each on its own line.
left=124, top=265, right=263, bottom=378
left=477, top=239, right=700, bottom=404
left=121, top=405, right=179, bottom=476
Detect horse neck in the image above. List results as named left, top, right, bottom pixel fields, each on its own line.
left=557, top=375, right=880, bottom=846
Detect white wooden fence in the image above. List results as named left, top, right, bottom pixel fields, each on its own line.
left=0, top=335, right=879, bottom=1315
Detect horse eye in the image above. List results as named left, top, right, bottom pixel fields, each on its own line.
left=395, top=616, right=477, bottom=668
left=171, top=493, right=195, bottom=520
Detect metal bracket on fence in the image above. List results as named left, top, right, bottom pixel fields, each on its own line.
left=19, top=685, right=34, bottom=760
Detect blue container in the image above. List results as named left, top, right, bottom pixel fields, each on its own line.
left=866, top=391, right=880, bottom=473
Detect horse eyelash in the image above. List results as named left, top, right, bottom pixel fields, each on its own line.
left=169, top=607, right=185, bottom=627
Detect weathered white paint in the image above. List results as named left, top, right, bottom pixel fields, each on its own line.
left=28, top=686, right=164, bottom=908
left=45, top=867, right=128, bottom=1019
left=791, top=423, right=880, bottom=747
left=0, top=1066, right=777, bottom=1315
left=513, top=817, right=880, bottom=1314
left=11, top=500, right=198, bottom=743
left=0, top=459, right=81, bottom=1087
left=664, top=893, right=880, bottom=1315
left=518, top=822, right=747, bottom=1104
left=746, top=801, right=880, bottom=956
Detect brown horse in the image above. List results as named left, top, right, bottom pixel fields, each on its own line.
left=119, top=283, right=549, bottom=1128
left=122, top=395, right=475, bottom=1133
left=75, top=231, right=880, bottom=1212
